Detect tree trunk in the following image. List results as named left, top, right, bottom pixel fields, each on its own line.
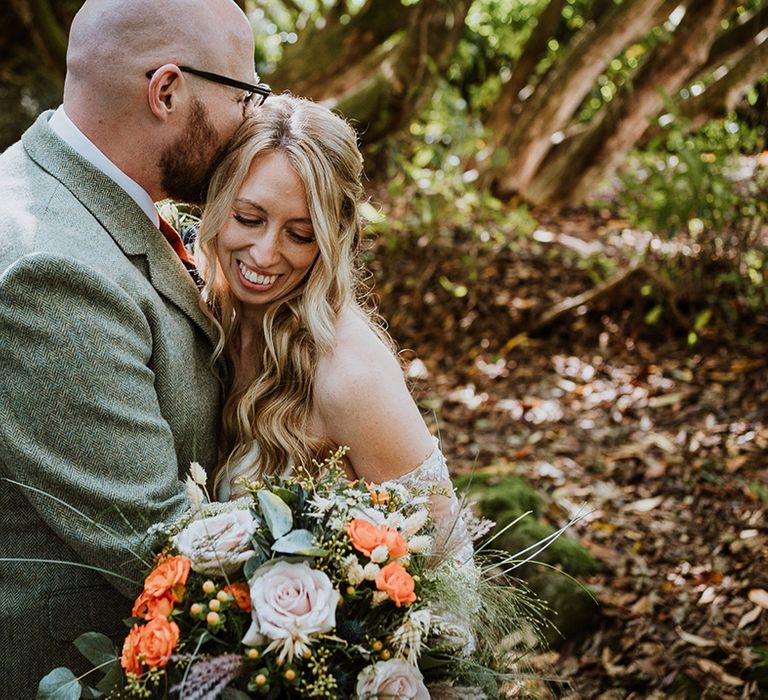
left=488, top=0, right=672, bottom=197
left=525, top=0, right=736, bottom=206
left=263, top=0, right=411, bottom=96
left=699, top=4, right=768, bottom=76
left=296, top=0, right=471, bottom=145
left=681, top=32, right=768, bottom=130
left=484, top=0, right=566, bottom=138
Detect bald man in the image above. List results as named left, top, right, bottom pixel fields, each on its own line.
left=0, top=0, right=263, bottom=690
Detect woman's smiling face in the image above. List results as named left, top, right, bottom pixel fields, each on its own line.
left=216, top=150, right=319, bottom=318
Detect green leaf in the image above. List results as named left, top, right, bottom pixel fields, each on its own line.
left=272, top=529, right=328, bottom=557
left=74, top=632, right=117, bottom=668
left=37, top=667, right=81, bottom=700
left=644, top=304, right=663, bottom=325
left=257, top=490, right=293, bottom=539
left=270, top=486, right=298, bottom=508
left=95, top=661, right=123, bottom=694
left=244, top=550, right=267, bottom=579
left=693, top=308, right=712, bottom=332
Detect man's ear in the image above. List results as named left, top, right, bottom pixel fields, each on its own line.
left=147, top=64, right=183, bottom=121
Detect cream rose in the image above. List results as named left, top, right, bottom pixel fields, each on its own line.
left=243, top=561, right=338, bottom=663
left=172, top=509, right=257, bottom=575
left=355, top=659, right=430, bottom=699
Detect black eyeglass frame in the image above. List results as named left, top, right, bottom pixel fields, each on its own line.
left=145, top=65, right=271, bottom=104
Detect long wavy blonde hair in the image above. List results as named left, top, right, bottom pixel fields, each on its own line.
left=196, top=95, right=386, bottom=497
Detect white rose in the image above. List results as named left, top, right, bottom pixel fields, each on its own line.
left=355, top=659, right=430, bottom=700
left=172, top=509, right=257, bottom=575
left=243, top=561, right=338, bottom=663
left=363, top=562, right=380, bottom=580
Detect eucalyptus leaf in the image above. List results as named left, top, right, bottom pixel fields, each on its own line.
left=37, top=667, right=81, bottom=700
left=74, top=632, right=117, bottom=667
left=243, top=550, right=267, bottom=579
left=272, top=529, right=328, bottom=556
left=270, top=486, right=298, bottom=508
left=257, top=490, right=293, bottom=539
left=95, top=661, right=123, bottom=694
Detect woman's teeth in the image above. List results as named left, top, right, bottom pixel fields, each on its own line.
left=239, top=262, right=278, bottom=286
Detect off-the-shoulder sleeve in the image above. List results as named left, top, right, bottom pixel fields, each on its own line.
left=380, top=437, right=474, bottom=566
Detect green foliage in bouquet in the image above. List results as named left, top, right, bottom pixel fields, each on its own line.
left=39, top=451, right=554, bottom=699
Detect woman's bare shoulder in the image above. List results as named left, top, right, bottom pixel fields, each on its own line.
left=314, top=306, right=401, bottom=401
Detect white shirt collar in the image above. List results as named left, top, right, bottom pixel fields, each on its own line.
left=48, top=106, right=160, bottom=228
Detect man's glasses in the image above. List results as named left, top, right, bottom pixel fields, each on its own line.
left=146, top=65, right=271, bottom=111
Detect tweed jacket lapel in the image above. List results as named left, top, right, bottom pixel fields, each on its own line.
left=21, top=112, right=216, bottom=345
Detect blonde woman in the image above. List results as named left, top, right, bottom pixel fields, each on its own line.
left=196, top=95, right=470, bottom=562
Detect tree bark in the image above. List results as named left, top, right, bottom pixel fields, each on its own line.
left=488, top=0, right=671, bottom=196
left=699, top=4, right=768, bottom=76
left=485, top=0, right=567, bottom=132
left=294, top=0, right=472, bottom=145
left=263, top=0, right=411, bottom=96
left=525, top=0, right=737, bottom=206
left=681, top=32, right=768, bottom=130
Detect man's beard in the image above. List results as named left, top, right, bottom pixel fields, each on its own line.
left=159, top=97, right=227, bottom=204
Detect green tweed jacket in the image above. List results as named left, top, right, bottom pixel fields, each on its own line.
left=0, top=112, right=222, bottom=695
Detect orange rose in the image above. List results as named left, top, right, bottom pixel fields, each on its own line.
left=348, top=519, right=408, bottom=560
left=348, top=519, right=383, bottom=558
left=381, top=528, right=408, bottom=559
left=375, top=562, right=416, bottom=607
left=224, top=582, right=252, bottom=613
left=132, top=590, right=174, bottom=620
left=144, top=555, right=190, bottom=601
left=120, top=624, right=143, bottom=676
left=136, top=616, right=180, bottom=668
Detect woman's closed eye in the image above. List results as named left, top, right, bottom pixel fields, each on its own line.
left=234, top=213, right=264, bottom=226
left=289, top=230, right=315, bottom=244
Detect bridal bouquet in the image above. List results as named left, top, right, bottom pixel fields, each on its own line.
left=43, top=451, right=547, bottom=699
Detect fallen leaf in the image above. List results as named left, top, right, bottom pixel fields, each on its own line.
left=648, top=392, right=688, bottom=408
left=737, top=605, right=762, bottom=629
left=748, top=588, right=768, bottom=609
left=676, top=626, right=717, bottom=647
left=725, top=454, right=748, bottom=473
left=624, top=496, right=665, bottom=513
left=696, top=658, right=744, bottom=686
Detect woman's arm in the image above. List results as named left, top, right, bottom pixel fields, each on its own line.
left=313, top=310, right=434, bottom=483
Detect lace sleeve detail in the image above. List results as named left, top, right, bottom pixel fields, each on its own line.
left=384, top=437, right=450, bottom=494
left=380, top=437, right=474, bottom=566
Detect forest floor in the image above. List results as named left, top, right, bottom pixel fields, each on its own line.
left=368, top=204, right=768, bottom=699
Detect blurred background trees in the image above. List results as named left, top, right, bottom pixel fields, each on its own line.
left=3, top=0, right=766, bottom=207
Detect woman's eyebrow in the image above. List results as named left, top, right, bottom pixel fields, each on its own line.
left=233, top=199, right=266, bottom=212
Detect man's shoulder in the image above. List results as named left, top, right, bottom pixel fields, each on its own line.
left=0, top=151, right=125, bottom=275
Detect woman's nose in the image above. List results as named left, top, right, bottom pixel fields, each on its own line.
left=250, top=228, right=281, bottom=268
